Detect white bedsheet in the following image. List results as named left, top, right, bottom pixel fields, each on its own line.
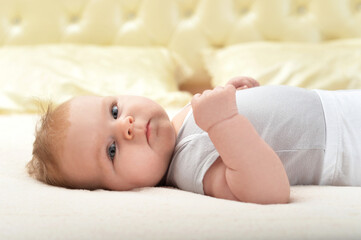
left=1, top=114, right=361, bottom=240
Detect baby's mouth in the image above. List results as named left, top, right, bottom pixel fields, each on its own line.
left=146, top=120, right=151, bottom=144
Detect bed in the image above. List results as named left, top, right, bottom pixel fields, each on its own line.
left=1, top=0, right=361, bottom=239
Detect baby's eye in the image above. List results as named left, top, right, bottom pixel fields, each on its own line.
left=111, top=105, right=118, bottom=119
left=108, top=142, right=116, bottom=161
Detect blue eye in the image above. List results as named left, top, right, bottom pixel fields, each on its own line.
left=111, top=105, right=118, bottom=119
left=108, top=142, right=116, bottom=161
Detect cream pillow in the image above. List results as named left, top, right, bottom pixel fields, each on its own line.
left=204, top=40, right=361, bottom=89
left=0, top=45, right=192, bottom=114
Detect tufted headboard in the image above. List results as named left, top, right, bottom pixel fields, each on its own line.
left=1, top=0, right=361, bottom=86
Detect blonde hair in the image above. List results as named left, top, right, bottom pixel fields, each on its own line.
left=26, top=101, right=71, bottom=187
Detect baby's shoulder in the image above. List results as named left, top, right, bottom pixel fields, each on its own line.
left=171, top=105, right=191, bottom=136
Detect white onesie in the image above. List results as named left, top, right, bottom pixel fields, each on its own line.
left=165, top=86, right=361, bottom=194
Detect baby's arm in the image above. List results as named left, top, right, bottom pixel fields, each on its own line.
left=191, top=85, right=290, bottom=204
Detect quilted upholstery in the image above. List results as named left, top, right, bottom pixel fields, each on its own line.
left=1, top=0, right=361, bottom=83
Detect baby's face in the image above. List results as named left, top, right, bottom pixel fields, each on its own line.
left=60, top=95, right=176, bottom=190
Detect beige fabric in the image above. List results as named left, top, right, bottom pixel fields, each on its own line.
left=1, top=114, right=361, bottom=239
left=1, top=1, right=361, bottom=239
left=204, top=39, right=361, bottom=89
left=1, top=0, right=361, bottom=84
left=0, top=45, right=192, bottom=113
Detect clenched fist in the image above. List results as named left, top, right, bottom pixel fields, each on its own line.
left=191, top=84, right=238, bottom=132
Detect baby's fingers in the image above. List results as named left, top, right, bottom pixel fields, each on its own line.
left=191, top=93, right=200, bottom=105
left=191, top=92, right=205, bottom=107
left=193, top=93, right=201, bottom=99
left=225, top=83, right=237, bottom=93
left=227, top=76, right=259, bottom=89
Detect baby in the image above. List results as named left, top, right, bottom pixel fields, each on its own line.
left=27, top=77, right=361, bottom=204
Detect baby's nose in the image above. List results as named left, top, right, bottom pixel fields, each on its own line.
left=122, top=116, right=134, bottom=140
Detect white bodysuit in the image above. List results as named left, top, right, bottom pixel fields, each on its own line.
left=165, top=86, right=361, bottom=194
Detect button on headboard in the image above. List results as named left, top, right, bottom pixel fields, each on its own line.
left=1, top=0, right=360, bottom=83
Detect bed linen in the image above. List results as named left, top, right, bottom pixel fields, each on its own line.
left=203, top=40, right=361, bottom=90
left=0, top=45, right=192, bottom=114
left=1, top=114, right=361, bottom=240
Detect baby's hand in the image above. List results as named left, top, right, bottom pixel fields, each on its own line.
left=226, top=76, right=260, bottom=90
left=191, top=85, right=238, bottom=132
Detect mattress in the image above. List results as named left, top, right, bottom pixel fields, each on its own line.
left=1, top=114, right=361, bottom=239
